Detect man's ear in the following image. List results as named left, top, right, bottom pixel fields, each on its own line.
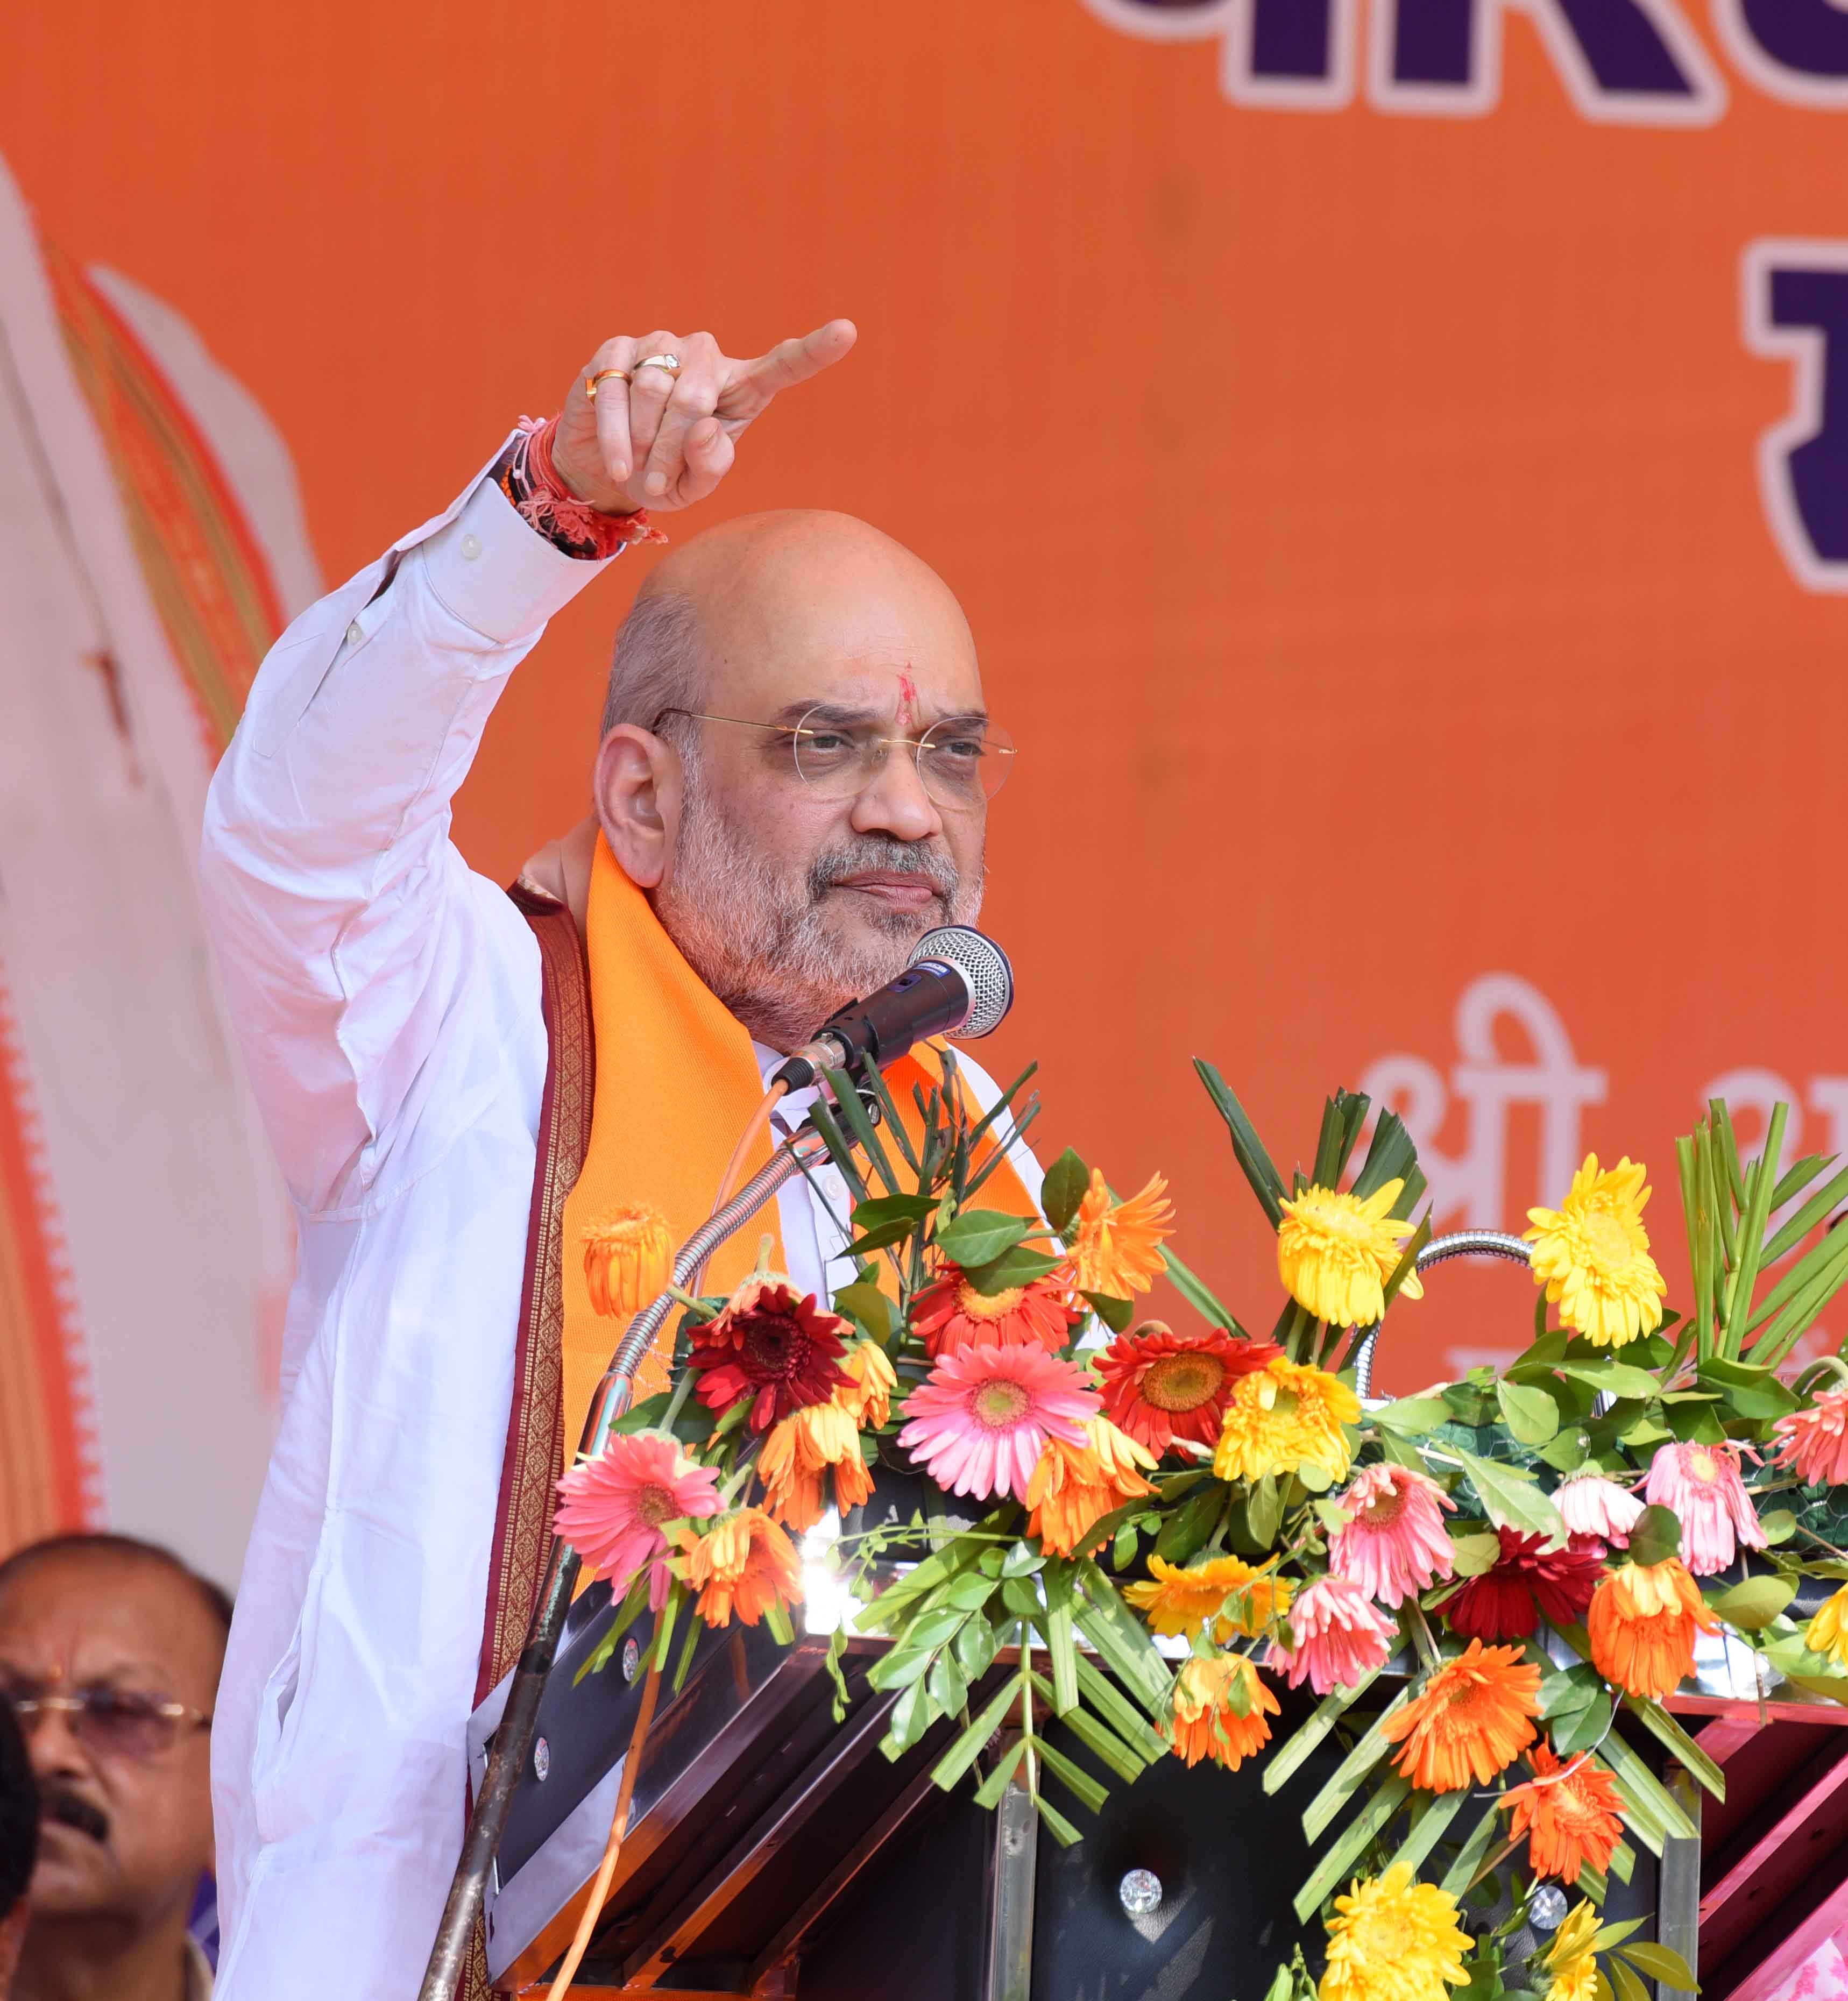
left=592, top=726, right=683, bottom=889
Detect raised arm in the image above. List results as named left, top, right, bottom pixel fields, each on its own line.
left=200, top=321, right=856, bottom=1213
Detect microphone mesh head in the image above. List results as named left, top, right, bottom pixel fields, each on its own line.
left=908, top=926, right=1013, bottom=1039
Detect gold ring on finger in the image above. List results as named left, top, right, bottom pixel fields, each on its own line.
left=634, top=353, right=681, bottom=378
left=585, top=367, right=631, bottom=400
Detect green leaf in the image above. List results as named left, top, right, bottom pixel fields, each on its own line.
left=1194, top=1059, right=1287, bottom=1227
left=1761, top=1509, right=1797, bottom=1546
left=1698, top=1357, right=1800, bottom=1420
left=931, top=1673, right=1023, bottom=1791
left=1453, top=1446, right=1567, bottom=1545
left=1157, top=1243, right=1251, bottom=1340
left=1073, top=1654, right=1167, bottom=1761
left=832, top=1281, right=894, bottom=1346
left=1292, top=1775, right=1412, bottom=1924
left=1248, top=1474, right=1282, bottom=1547
left=1439, top=1797, right=1503, bottom=1895
left=1559, top=1361, right=1664, bottom=1403
left=1302, top=1689, right=1411, bottom=1842
left=1625, top=1505, right=1682, bottom=1569
left=1600, top=1730, right=1698, bottom=1842
left=1615, top=1945, right=1698, bottom=1991
left=846, top=1216, right=926, bottom=1254
left=1607, top=1955, right=1651, bottom=2001
left=1002, top=1540, right=1046, bottom=1578
left=1041, top=1148, right=1091, bottom=1233
left=852, top=1192, right=937, bottom=1230
left=1058, top=1701, right=1152, bottom=1783
left=971, top=1736, right=1027, bottom=1807
left=1035, top=1792, right=1086, bottom=1848
left=1029, top=1729, right=1110, bottom=1815
left=1153, top=1482, right=1226, bottom=1567
left=927, top=1650, right=968, bottom=1718
left=954, top=1615, right=1000, bottom=1680
left=1081, top=1290, right=1136, bottom=1333
left=1497, top=1380, right=1561, bottom=1445
left=962, top=1245, right=1065, bottom=1293
left=1553, top=1688, right=1613, bottom=1758
left=1074, top=1561, right=1174, bottom=1716
left=935, top=1209, right=1034, bottom=1268
left=1375, top=1395, right=1452, bottom=1438
left=1623, top=1694, right=1726, bottom=1800
left=1664, top=1397, right=1728, bottom=1446
left=1707, top=1573, right=1797, bottom=1630
left=1449, top=1529, right=1505, bottom=1578
left=1389, top=1787, right=1468, bottom=1878
left=1263, top=1666, right=1384, bottom=1794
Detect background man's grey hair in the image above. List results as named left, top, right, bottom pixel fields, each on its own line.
left=602, top=589, right=703, bottom=743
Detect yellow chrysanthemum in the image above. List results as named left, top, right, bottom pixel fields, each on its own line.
left=1277, top=1180, right=1424, bottom=1329
left=1319, top=1861, right=1470, bottom=2001
left=1213, top=1356, right=1361, bottom=1484
left=582, top=1203, right=674, bottom=1318
left=1072, top=1169, right=1173, bottom=1298
left=1805, top=1583, right=1848, bottom=1668
left=1123, top=1553, right=1292, bottom=1641
left=1524, top=1154, right=1667, bottom=1349
left=1540, top=1900, right=1601, bottom=2001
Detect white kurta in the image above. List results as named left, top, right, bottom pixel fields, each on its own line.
left=199, top=451, right=1038, bottom=1999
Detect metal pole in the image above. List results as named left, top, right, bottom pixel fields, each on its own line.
left=417, top=1129, right=829, bottom=2001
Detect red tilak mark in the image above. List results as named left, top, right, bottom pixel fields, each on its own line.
left=896, top=668, right=918, bottom=729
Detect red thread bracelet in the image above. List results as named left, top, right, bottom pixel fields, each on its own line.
left=511, top=416, right=667, bottom=557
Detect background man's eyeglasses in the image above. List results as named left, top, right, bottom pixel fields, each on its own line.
left=4, top=1686, right=212, bottom=1760
left=654, top=705, right=1016, bottom=810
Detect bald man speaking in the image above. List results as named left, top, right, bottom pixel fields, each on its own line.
left=198, top=322, right=1037, bottom=1998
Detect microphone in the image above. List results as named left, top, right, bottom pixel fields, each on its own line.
left=770, top=926, right=1014, bottom=1092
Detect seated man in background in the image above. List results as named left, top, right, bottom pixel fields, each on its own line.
left=0, top=1536, right=226, bottom=2001
left=0, top=1697, right=36, bottom=1997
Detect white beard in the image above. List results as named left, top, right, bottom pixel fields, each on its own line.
left=655, top=759, right=983, bottom=1051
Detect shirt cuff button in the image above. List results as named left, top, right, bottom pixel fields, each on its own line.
left=461, top=533, right=483, bottom=562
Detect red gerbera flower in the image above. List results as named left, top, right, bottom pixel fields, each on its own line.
left=688, top=1275, right=852, bottom=1432
left=1095, top=1322, right=1281, bottom=1455
left=911, top=1262, right=1079, bottom=1360
left=1446, top=1528, right=1603, bottom=1643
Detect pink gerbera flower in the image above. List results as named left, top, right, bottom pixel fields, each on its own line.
left=1554, top=1470, right=1644, bottom=1548
left=1773, top=1389, right=1848, bottom=1488
left=1329, top=1464, right=1456, bottom=1608
left=555, top=1430, right=721, bottom=1609
left=1643, top=1441, right=1767, bottom=1578
left=898, top=1345, right=1099, bottom=1501
left=1265, top=1574, right=1397, bottom=1695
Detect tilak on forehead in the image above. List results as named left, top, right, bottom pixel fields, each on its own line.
left=896, top=665, right=918, bottom=729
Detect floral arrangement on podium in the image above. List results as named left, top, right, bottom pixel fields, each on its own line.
left=559, top=1060, right=1848, bottom=2001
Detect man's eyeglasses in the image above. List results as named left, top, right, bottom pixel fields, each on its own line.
left=654, top=706, right=1016, bottom=810
left=3, top=1686, right=212, bottom=1761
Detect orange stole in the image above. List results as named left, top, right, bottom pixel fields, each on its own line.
left=558, top=837, right=1039, bottom=1454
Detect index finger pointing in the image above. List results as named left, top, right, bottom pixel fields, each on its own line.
left=720, top=318, right=858, bottom=421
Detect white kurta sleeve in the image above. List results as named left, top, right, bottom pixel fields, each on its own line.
left=199, top=452, right=620, bottom=1213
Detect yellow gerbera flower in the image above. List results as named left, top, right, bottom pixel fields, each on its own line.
left=1524, top=1154, right=1667, bottom=1349
left=1123, top=1553, right=1292, bottom=1641
left=1319, top=1860, right=1470, bottom=2001
left=1277, top=1180, right=1424, bottom=1329
left=1214, top=1356, right=1361, bottom=1484
left=1805, top=1583, right=1848, bottom=1668
left=1072, top=1169, right=1172, bottom=1298
left=1540, top=1900, right=1601, bottom=2001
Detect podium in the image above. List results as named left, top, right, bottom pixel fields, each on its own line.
left=469, top=1480, right=1687, bottom=1999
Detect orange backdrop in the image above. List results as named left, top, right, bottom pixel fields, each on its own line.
left=4, top=0, right=1847, bottom=1426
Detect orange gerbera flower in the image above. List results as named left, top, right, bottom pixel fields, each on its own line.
left=1163, top=1655, right=1279, bottom=1770
left=1587, top=1558, right=1718, bottom=1702
left=1025, top=1416, right=1157, bottom=1557
left=1381, top=1640, right=1541, bottom=1792
left=1124, top=1553, right=1293, bottom=1642
left=758, top=1399, right=873, bottom=1533
left=582, top=1203, right=674, bottom=1317
left=1503, top=1742, right=1626, bottom=1885
left=837, top=1340, right=897, bottom=1428
left=677, top=1507, right=803, bottom=1628
left=912, top=1262, right=1078, bottom=1360
left=1072, top=1169, right=1173, bottom=1299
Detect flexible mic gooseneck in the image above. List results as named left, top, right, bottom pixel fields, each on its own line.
left=770, top=925, right=1014, bottom=1091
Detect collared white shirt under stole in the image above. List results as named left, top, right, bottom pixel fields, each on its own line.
left=197, top=444, right=1043, bottom=2001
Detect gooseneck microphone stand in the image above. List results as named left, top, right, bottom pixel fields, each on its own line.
left=417, top=1122, right=833, bottom=2001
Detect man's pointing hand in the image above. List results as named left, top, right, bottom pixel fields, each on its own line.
left=551, top=320, right=858, bottom=516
